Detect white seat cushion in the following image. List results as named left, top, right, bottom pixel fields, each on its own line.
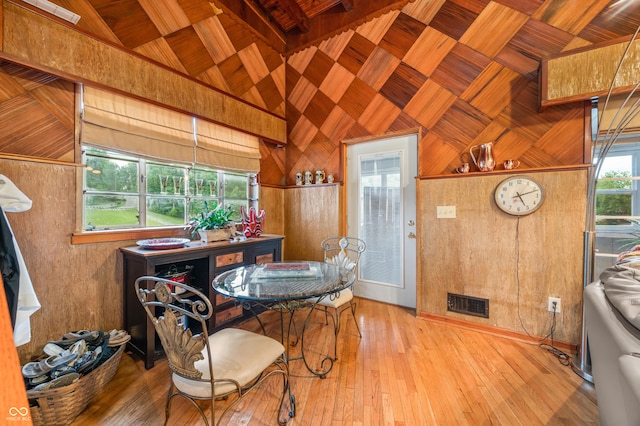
left=309, top=288, right=353, bottom=309
left=172, top=328, right=285, bottom=398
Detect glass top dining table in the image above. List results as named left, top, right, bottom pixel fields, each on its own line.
left=212, top=261, right=355, bottom=378
left=212, top=261, right=354, bottom=302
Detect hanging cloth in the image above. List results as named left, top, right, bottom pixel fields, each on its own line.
left=0, top=175, right=40, bottom=346
left=0, top=207, right=19, bottom=328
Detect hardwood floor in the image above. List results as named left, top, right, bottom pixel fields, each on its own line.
left=72, top=298, right=599, bottom=425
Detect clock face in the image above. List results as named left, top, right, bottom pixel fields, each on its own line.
left=494, top=176, right=545, bottom=216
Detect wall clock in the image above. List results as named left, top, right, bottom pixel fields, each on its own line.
left=494, top=176, right=545, bottom=216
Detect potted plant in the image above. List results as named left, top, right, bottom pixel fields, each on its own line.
left=186, top=202, right=236, bottom=242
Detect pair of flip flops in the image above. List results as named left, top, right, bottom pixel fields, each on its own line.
left=50, top=330, right=106, bottom=348
left=28, top=372, right=80, bottom=392
left=22, top=352, right=78, bottom=378
left=107, top=329, right=130, bottom=347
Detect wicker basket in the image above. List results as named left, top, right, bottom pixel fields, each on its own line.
left=28, top=344, right=125, bottom=426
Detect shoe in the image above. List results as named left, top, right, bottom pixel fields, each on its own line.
left=41, top=352, right=77, bottom=371
left=50, top=330, right=105, bottom=348
left=49, top=366, right=76, bottom=379
left=29, top=372, right=79, bottom=392
left=69, top=339, right=87, bottom=357
left=27, top=375, right=49, bottom=387
left=107, top=329, right=130, bottom=347
left=22, top=361, right=51, bottom=378
left=43, top=343, right=65, bottom=357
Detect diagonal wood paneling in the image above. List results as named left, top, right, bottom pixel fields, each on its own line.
left=284, top=0, right=636, bottom=181
left=57, top=0, right=287, bottom=125
left=0, top=62, right=74, bottom=161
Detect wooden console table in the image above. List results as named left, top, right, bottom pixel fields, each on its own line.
left=121, top=234, right=283, bottom=369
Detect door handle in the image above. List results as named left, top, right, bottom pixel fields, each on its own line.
left=408, top=232, right=416, bottom=239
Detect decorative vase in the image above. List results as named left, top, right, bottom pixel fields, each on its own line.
left=240, top=206, right=265, bottom=237
left=198, top=227, right=234, bottom=243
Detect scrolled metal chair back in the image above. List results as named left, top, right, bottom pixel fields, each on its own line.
left=134, top=276, right=214, bottom=381
left=321, top=236, right=366, bottom=271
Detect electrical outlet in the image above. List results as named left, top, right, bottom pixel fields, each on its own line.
left=436, top=205, right=456, bottom=218
left=548, top=297, right=561, bottom=313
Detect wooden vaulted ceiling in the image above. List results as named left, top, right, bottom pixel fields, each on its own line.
left=212, top=0, right=415, bottom=53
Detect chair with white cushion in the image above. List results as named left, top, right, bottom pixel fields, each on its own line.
left=135, top=276, right=295, bottom=426
left=310, top=236, right=366, bottom=359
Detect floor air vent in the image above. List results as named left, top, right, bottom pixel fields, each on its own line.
left=447, top=293, right=489, bottom=318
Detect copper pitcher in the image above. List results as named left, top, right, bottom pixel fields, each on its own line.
left=469, top=142, right=495, bottom=172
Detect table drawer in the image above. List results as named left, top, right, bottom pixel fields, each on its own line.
left=255, top=253, right=274, bottom=264
left=215, top=293, right=233, bottom=305
left=216, top=251, right=243, bottom=267
left=215, top=305, right=243, bottom=325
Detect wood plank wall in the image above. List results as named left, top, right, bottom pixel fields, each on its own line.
left=283, top=184, right=341, bottom=261
left=1, top=160, right=127, bottom=360
left=419, top=170, right=587, bottom=343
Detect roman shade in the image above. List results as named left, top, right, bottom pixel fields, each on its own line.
left=81, top=86, right=260, bottom=172
left=195, top=120, right=260, bottom=173
left=598, top=92, right=640, bottom=136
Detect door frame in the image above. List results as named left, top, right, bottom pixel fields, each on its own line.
left=340, top=128, right=421, bottom=309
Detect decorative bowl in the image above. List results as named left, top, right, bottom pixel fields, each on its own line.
left=136, top=238, right=190, bottom=250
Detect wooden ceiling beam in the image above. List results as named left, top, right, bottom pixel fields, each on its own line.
left=341, top=0, right=354, bottom=11
left=210, top=0, right=286, bottom=53
left=276, top=0, right=310, bottom=33
left=285, top=0, right=414, bottom=55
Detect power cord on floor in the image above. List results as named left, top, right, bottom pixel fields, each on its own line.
left=539, top=303, right=571, bottom=366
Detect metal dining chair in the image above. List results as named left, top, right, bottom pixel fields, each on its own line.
left=309, top=236, right=366, bottom=359
left=134, top=276, right=295, bottom=425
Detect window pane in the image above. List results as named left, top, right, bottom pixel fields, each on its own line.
left=146, top=164, right=186, bottom=195
left=146, top=197, right=186, bottom=226
left=359, top=154, right=402, bottom=286
left=85, top=156, right=138, bottom=193
left=225, top=199, right=247, bottom=221
left=84, top=194, right=140, bottom=228
left=597, top=154, right=632, bottom=179
left=82, top=146, right=251, bottom=232
left=188, top=169, right=219, bottom=197
left=188, top=199, right=220, bottom=219
left=596, top=193, right=632, bottom=225
left=224, top=173, right=248, bottom=199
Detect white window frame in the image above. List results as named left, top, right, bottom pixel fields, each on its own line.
left=82, top=145, right=257, bottom=231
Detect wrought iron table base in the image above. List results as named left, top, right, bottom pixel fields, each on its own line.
left=237, top=296, right=338, bottom=378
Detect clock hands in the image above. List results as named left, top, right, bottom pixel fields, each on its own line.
left=515, top=189, right=540, bottom=197
left=511, top=188, right=540, bottom=206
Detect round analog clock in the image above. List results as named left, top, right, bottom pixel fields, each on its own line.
left=494, top=176, right=545, bottom=216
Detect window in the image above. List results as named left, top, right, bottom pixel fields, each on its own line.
left=594, top=139, right=640, bottom=275
left=83, top=146, right=256, bottom=231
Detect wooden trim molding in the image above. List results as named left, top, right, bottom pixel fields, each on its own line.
left=417, top=164, right=590, bottom=180
left=71, top=227, right=188, bottom=245
left=1, top=1, right=286, bottom=144
left=0, top=153, right=81, bottom=167
left=541, top=34, right=640, bottom=109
